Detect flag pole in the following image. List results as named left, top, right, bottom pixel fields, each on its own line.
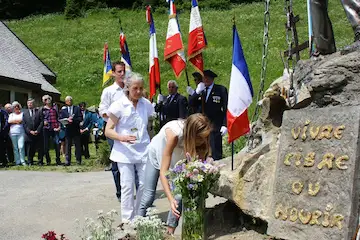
left=231, top=14, right=236, bottom=171
left=231, top=141, right=234, bottom=171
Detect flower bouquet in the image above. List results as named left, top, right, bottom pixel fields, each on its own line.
left=167, top=154, right=224, bottom=240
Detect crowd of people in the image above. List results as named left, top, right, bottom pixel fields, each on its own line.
left=100, top=61, right=228, bottom=233
left=0, top=95, right=105, bottom=167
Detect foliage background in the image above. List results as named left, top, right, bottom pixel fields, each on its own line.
left=4, top=0, right=354, bottom=154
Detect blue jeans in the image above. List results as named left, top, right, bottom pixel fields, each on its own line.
left=139, top=160, right=181, bottom=227
left=10, top=134, right=25, bottom=165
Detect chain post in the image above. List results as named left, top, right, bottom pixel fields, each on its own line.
left=284, top=0, right=297, bottom=106
left=247, top=0, right=270, bottom=151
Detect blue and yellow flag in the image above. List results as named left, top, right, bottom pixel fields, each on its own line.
left=103, top=42, right=112, bottom=86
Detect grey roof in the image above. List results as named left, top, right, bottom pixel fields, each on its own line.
left=0, top=21, right=60, bottom=94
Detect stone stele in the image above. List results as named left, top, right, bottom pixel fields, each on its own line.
left=267, top=106, right=360, bottom=240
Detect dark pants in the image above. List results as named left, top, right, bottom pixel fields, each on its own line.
left=26, top=135, right=43, bottom=164
left=66, top=134, right=82, bottom=165
left=80, top=133, right=90, bottom=159
left=5, top=135, right=14, bottom=164
left=0, top=137, right=7, bottom=167
left=107, top=138, right=121, bottom=199
left=210, top=129, right=223, bottom=160
left=43, top=129, right=60, bottom=164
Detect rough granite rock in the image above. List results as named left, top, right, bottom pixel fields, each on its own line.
left=211, top=47, right=360, bottom=239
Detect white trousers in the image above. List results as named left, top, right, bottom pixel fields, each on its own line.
left=117, top=162, right=146, bottom=222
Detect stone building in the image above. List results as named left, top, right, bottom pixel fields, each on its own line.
left=0, top=21, right=60, bottom=107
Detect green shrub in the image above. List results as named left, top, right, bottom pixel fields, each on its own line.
left=64, top=0, right=83, bottom=19
left=97, top=140, right=111, bottom=166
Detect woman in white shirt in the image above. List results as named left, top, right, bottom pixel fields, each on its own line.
left=105, top=72, right=154, bottom=222
left=8, top=101, right=26, bottom=166
left=139, top=113, right=212, bottom=234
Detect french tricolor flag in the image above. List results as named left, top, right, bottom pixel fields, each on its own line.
left=227, top=25, right=254, bottom=143
left=146, top=6, right=161, bottom=101
left=164, top=0, right=186, bottom=78
left=188, top=0, right=206, bottom=74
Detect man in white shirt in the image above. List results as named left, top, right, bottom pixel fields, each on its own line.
left=99, top=61, right=126, bottom=201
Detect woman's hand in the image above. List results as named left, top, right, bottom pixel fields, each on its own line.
left=170, top=198, right=181, bottom=218
left=119, top=135, right=136, bottom=144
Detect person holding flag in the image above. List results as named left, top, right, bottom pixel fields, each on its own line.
left=164, top=0, right=186, bottom=78
left=188, top=70, right=228, bottom=160
left=146, top=5, right=161, bottom=101
left=227, top=23, right=254, bottom=144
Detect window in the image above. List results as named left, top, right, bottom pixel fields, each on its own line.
left=15, top=92, right=28, bottom=107
left=0, top=89, right=10, bottom=106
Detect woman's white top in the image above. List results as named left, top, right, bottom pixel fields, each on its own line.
left=8, top=112, right=24, bottom=135
left=108, top=95, right=154, bottom=164
left=148, top=120, right=185, bottom=170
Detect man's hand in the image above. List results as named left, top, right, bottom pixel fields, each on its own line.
left=30, top=130, right=36, bottom=136
left=186, top=86, right=195, bottom=95
left=195, top=82, right=206, bottom=94
left=68, top=116, right=73, bottom=124
left=220, top=126, right=228, bottom=136
left=54, top=127, right=60, bottom=132
left=157, top=94, right=164, bottom=104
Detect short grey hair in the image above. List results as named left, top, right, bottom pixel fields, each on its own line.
left=42, top=95, right=52, bottom=102
left=167, top=80, right=178, bottom=88
left=65, top=96, right=73, bottom=101
left=124, top=72, right=144, bottom=96
left=11, top=101, right=22, bottom=109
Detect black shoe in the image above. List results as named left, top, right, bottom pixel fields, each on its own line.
left=104, top=165, right=112, bottom=171
left=56, top=161, right=63, bottom=166
left=64, top=163, right=70, bottom=166
left=38, top=162, right=44, bottom=166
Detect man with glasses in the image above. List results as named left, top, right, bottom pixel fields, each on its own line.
left=41, top=95, right=62, bottom=166
left=156, top=80, right=188, bottom=127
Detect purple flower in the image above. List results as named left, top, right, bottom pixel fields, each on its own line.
left=187, top=184, right=194, bottom=190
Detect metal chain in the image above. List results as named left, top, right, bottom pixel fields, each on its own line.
left=285, top=0, right=297, bottom=106
left=247, top=0, right=270, bottom=150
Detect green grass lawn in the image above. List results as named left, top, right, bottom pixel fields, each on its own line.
left=4, top=0, right=355, bottom=155
left=3, top=143, right=106, bottom=173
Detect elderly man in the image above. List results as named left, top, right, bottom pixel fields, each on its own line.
left=60, top=96, right=82, bottom=166
left=3, top=103, right=13, bottom=164
left=23, top=98, right=43, bottom=165
left=0, top=106, right=7, bottom=167
left=156, top=80, right=188, bottom=127
left=189, top=70, right=228, bottom=160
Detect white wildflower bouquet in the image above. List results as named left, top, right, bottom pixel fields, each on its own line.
left=132, top=208, right=165, bottom=240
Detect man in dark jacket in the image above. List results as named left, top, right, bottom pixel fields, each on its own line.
left=189, top=70, right=228, bottom=160
left=156, top=80, right=188, bottom=127
left=23, top=98, right=43, bottom=165
left=0, top=107, right=7, bottom=167
left=79, top=102, right=93, bottom=159
left=60, top=96, right=83, bottom=166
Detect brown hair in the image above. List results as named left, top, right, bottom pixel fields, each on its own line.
left=183, top=113, right=212, bottom=159
left=112, top=61, right=125, bottom=72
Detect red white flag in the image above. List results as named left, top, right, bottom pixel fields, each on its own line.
left=188, top=0, right=206, bottom=74
left=146, top=6, right=161, bottom=101
left=164, top=0, right=186, bottom=78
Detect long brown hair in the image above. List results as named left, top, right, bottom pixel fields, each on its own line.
left=183, top=113, right=212, bottom=159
